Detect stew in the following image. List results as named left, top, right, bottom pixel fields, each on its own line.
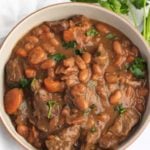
left=4, top=15, right=149, bottom=150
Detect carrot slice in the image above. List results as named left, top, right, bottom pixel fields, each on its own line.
left=16, top=48, right=27, bottom=57
left=5, top=88, right=23, bottom=114
left=63, top=29, right=74, bottom=42
left=44, top=78, right=63, bottom=92
left=25, top=68, right=36, bottom=78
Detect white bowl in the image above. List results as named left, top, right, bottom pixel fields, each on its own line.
left=0, top=2, right=150, bottom=150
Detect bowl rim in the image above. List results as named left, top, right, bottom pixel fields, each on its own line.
left=0, top=2, right=150, bottom=150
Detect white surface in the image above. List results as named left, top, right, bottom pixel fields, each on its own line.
left=0, top=0, right=149, bottom=150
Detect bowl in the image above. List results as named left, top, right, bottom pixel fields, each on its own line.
left=0, top=2, right=150, bottom=150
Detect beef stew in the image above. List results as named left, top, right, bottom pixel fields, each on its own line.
left=4, top=15, right=149, bottom=150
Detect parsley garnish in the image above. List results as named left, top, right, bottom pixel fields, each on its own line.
left=86, top=28, right=99, bottom=37
left=62, top=41, right=77, bottom=49
left=74, top=49, right=84, bottom=56
left=105, top=33, right=118, bottom=40
left=129, top=57, right=146, bottom=78
left=90, top=126, right=97, bottom=133
left=115, top=104, right=126, bottom=115
left=47, top=100, right=58, bottom=119
left=48, top=53, right=66, bottom=62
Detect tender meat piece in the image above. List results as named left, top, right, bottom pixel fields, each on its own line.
left=99, top=109, right=140, bottom=149
left=6, top=57, right=24, bottom=84
left=46, top=20, right=69, bottom=33
left=46, top=125, right=80, bottom=150
left=69, top=15, right=83, bottom=26
left=110, top=109, right=139, bottom=136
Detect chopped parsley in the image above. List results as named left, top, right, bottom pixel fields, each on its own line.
left=48, top=53, right=66, bottom=62
left=47, top=100, right=58, bottom=119
left=86, top=28, right=99, bottom=37
left=62, top=41, right=77, bottom=49
left=129, top=57, right=146, bottom=78
left=115, top=104, right=126, bottom=115
left=105, top=33, right=118, bottom=40
left=74, top=49, right=84, bottom=56
left=90, top=126, right=97, bottom=133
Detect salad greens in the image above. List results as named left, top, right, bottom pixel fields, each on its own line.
left=71, top=0, right=150, bottom=44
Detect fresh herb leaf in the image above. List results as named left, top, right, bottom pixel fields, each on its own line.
left=115, top=104, right=126, bottom=115
left=63, top=41, right=77, bottom=49
left=74, top=49, right=84, bottom=56
left=105, top=33, right=118, bottom=39
left=86, top=28, right=99, bottom=37
left=129, top=57, right=146, bottom=78
left=47, top=100, right=58, bottom=119
left=71, top=0, right=98, bottom=3
left=99, top=0, right=129, bottom=14
left=48, top=53, right=66, bottom=62
left=90, top=126, right=97, bottom=133
left=130, top=0, right=145, bottom=9
left=19, top=78, right=31, bottom=88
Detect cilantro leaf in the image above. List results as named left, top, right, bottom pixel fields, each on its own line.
left=74, top=49, right=84, bottom=56
left=86, top=28, right=99, bottom=37
left=62, top=41, right=77, bottom=49
left=129, top=57, right=146, bottom=78
left=47, top=100, right=58, bottom=119
left=130, top=0, right=145, bottom=9
left=115, top=104, right=126, bottom=115
left=48, top=53, right=66, bottom=62
left=105, top=33, right=118, bottom=39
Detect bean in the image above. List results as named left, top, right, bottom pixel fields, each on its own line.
left=126, top=55, right=135, bottom=63
left=28, top=46, right=46, bottom=65
left=86, top=116, right=95, bottom=129
left=25, top=68, right=36, bottom=78
left=40, top=59, right=56, bottom=69
left=96, top=113, right=110, bottom=122
left=96, top=23, right=110, bottom=34
left=17, top=124, right=29, bottom=138
left=113, top=41, right=124, bottom=55
left=105, top=73, right=118, bottom=83
left=63, top=29, right=74, bottom=42
left=24, top=43, right=34, bottom=51
left=42, top=43, right=56, bottom=54
left=79, top=68, right=89, bottom=83
left=82, top=52, right=91, bottom=64
left=16, top=48, right=27, bottom=57
left=75, top=55, right=86, bottom=70
left=67, top=115, right=86, bottom=125
left=110, top=90, right=122, bottom=105
left=131, top=46, right=139, bottom=57
left=25, top=35, right=39, bottom=44
left=44, top=78, right=64, bottom=92
left=50, top=38, right=60, bottom=47
left=5, top=88, right=23, bottom=114
left=32, top=27, right=43, bottom=36
left=63, top=57, right=75, bottom=67
left=74, top=96, right=89, bottom=110
left=92, top=64, right=102, bottom=75
left=71, top=83, right=86, bottom=97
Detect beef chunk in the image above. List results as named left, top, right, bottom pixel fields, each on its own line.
left=46, top=125, right=80, bottom=150
left=99, top=109, right=140, bottom=149
left=45, top=20, right=69, bottom=33
left=6, top=57, right=23, bottom=84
